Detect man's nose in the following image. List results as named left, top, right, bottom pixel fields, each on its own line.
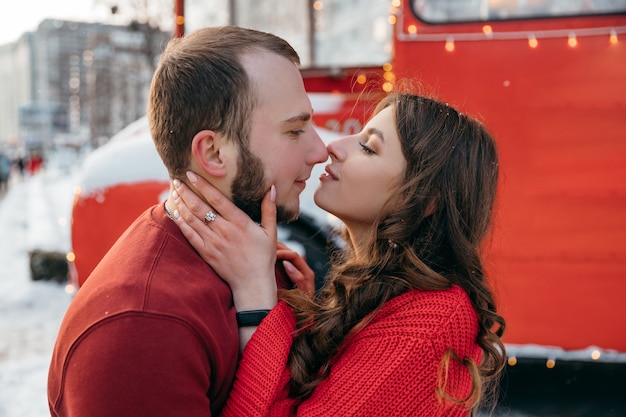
left=308, top=129, right=329, bottom=165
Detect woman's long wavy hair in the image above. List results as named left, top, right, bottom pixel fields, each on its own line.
left=281, top=93, right=506, bottom=413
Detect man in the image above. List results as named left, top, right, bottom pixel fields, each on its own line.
left=48, top=26, right=327, bottom=417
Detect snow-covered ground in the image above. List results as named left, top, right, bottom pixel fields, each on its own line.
left=0, top=160, right=77, bottom=417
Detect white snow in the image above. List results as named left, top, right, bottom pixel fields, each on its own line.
left=0, top=160, right=77, bottom=417
left=78, top=116, right=169, bottom=196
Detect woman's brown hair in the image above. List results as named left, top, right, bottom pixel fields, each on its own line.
left=281, top=93, right=506, bottom=413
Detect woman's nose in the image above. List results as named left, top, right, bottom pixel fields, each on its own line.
left=327, top=136, right=350, bottom=161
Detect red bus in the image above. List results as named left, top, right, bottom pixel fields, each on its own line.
left=299, top=0, right=626, bottom=360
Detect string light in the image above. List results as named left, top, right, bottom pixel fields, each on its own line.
left=546, top=359, right=556, bottom=369
left=507, top=356, right=517, bottom=366
left=568, top=32, right=578, bottom=47
left=591, top=349, right=601, bottom=360
left=382, top=62, right=395, bottom=91
left=394, top=11, right=625, bottom=49
left=445, top=37, right=455, bottom=52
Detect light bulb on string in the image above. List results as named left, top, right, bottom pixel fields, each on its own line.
left=568, top=32, right=578, bottom=48
left=445, top=37, right=455, bottom=52
left=528, top=34, right=538, bottom=48
left=610, top=29, right=618, bottom=45
left=591, top=349, right=601, bottom=360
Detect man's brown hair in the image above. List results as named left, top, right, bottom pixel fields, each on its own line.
left=147, top=26, right=300, bottom=180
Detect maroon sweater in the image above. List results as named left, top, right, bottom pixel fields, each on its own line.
left=48, top=204, right=239, bottom=417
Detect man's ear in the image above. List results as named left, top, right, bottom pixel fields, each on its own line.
left=191, top=130, right=229, bottom=178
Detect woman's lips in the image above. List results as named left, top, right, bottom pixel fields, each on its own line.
left=319, top=166, right=338, bottom=182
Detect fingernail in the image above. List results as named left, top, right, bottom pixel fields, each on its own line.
left=186, top=171, right=198, bottom=183
left=270, top=185, right=276, bottom=203
left=173, top=179, right=181, bottom=189
left=283, top=260, right=295, bottom=273
left=173, top=209, right=180, bottom=220
left=172, top=190, right=179, bottom=200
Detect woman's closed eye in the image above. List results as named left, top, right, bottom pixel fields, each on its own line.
left=359, top=141, right=376, bottom=154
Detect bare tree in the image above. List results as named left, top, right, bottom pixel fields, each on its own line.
left=96, top=0, right=175, bottom=72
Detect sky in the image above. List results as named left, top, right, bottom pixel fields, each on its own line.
left=0, top=0, right=113, bottom=45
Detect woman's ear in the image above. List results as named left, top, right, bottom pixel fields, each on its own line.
left=190, top=130, right=231, bottom=178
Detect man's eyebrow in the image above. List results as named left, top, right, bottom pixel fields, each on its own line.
left=366, top=127, right=385, bottom=143
left=281, top=112, right=312, bottom=126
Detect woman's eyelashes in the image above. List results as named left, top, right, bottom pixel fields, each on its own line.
left=358, top=141, right=376, bottom=155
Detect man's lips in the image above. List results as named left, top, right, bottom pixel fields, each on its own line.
left=294, top=177, right=309, bottom=189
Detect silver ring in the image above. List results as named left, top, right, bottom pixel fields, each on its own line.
left=204, top=211, right=217, bottom=224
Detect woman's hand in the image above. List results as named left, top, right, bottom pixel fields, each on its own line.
left=171, top=171, right=278, bottom=312
left=277, top=242, right=316, bottom=297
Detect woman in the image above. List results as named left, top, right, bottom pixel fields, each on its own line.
left=172, top=93, right=506, bottom=416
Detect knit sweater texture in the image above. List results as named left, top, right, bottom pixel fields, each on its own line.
left=221, top=285, right=480, bottom=416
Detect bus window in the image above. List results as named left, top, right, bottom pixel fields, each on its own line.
left=413, top=0, right=626, bottom=23
left=185, top=0, right=392, bottom=68
left=311, top=0, right=391, bottom=67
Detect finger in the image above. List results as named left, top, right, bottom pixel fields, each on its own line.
left=173, top=177, right=218, bottom=225
left=283, top=260, right=315, bottom=296
left=282, top=260, right=303, bottom=281
left=182, top=171, right=240, bottom=222
left=277, top=249, right=312, bottom=276
left=276, top=248, right=301, bottom=262
left=171, top=185, right=220, bottom=264
left=260, top=185, right=277, bottom=240
left=277, top=249, right=315, bottom=285
left=173, top=181, right=216, bottom=229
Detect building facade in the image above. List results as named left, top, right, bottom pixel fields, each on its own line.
left=0, top=19, right=169, bottom=154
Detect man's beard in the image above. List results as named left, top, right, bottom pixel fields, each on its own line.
left=231, top=147, right=298, bottom=224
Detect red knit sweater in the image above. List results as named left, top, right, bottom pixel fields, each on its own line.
left=221, top=286, right=480, bottom=416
